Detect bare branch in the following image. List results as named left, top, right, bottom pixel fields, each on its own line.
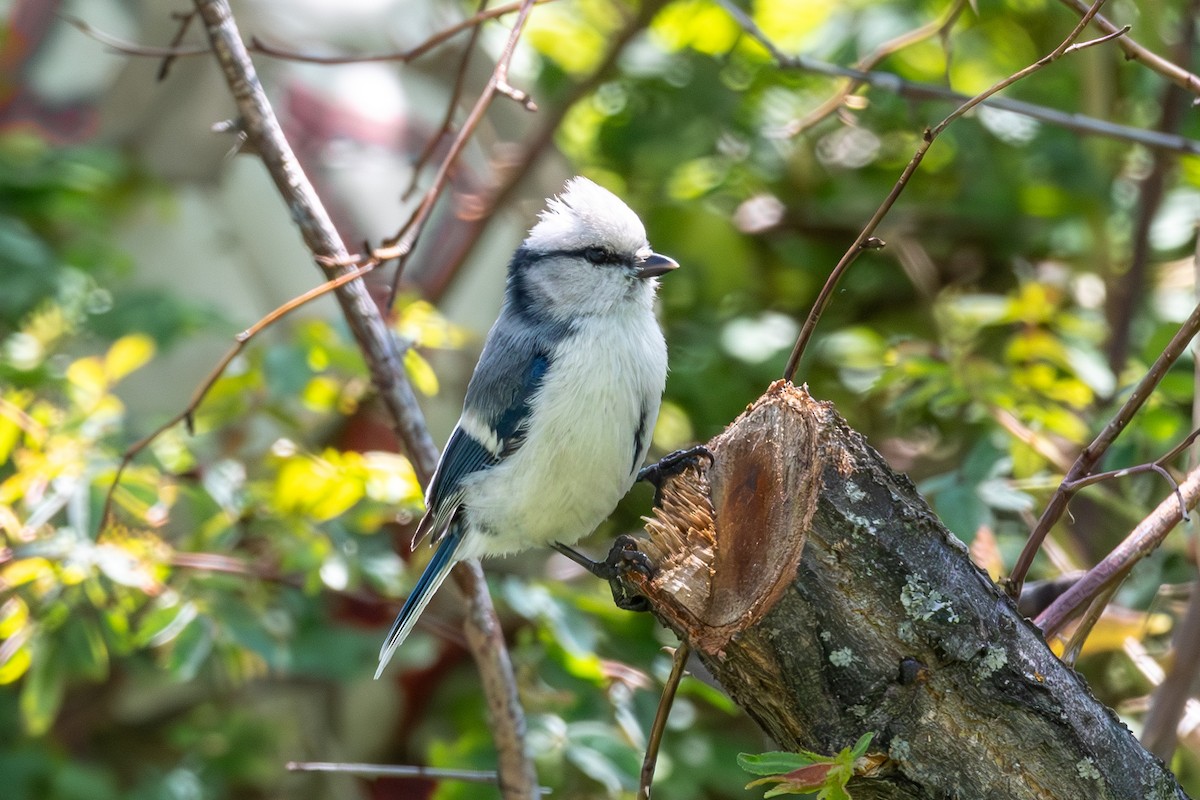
left=401, top=0, right=489, bottom=203
left=416, top=0, right=668, bottom=303
left=719, top=2, right=1200, bottom=157
left=157, top=11, right=199, bottom=80
left=66, top=0, right=553, bottom=68
left=249, top=0, right=552, bottom=65
left=1138, top=213, right=1200, bottom=759
left=61, top=15, right=208, bottom=58
left=189, top=3, right=536, bottom=796
left=286, top=761, right=549, bottom=793
left=101, top=263, right=375, bottom=528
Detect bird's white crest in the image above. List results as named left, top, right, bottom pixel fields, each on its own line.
left=523, top=177, right=649, bottom=256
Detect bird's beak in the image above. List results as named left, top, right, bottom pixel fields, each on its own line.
left=635, top=252, right=679, bottom=279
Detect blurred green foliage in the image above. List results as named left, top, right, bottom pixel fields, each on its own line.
left=5, top=0, right=1200, bottom=797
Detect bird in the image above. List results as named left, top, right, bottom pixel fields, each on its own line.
left=375, top=176, right=678, bottom=678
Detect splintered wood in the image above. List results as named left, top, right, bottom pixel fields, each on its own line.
left=635, top=380, right=827, bottom=655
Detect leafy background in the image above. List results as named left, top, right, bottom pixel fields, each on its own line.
left=3, top=0, right=1200, bottom=797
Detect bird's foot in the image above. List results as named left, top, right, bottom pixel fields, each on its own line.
left=637, top=445, right=714, bottom=502
left=553, top=535, right=654, bottom=612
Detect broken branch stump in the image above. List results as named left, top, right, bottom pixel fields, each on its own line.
left=629, top=381, right=1186, bottom=799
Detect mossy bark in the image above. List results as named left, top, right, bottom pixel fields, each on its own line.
left=628, top=381, right=1187, bottom=800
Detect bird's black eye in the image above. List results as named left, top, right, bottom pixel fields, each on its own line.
left=583, top=246, right=609, bottom=265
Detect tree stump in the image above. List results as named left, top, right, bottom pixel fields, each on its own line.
left=629, top=381, right=1187, bottom=799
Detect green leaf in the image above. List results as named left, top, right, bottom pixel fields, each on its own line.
left=739, top=735, right=874, bottom=799
left=19, top=640, right=65, bottom=736
left=62, top=615, right=109, bottom=682
left=737, top=751, right=824, bottom=776
left=163, top=615, right=214, bottom=681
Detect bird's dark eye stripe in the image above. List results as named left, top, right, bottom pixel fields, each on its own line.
left=557, top=246, right=620, bottom=266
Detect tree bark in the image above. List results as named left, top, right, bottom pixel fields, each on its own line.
left=630, top=381, right=1188, bottom=799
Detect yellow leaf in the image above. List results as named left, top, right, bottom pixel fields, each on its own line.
left=362, top=452, right=422, bottom=505
left=404, top=349, right=439, bottom=397
left=0, top=638, right=32, bottom=684
left=275, top=452, right=364, bottom=522
left=104, top=334, right=156, bottom=383
left=653, top=0, right=742, bottom=55
left=395, top=300, right=466, bottom=349
left=0, top=596, right=30, bottom=639
left=302, top=375, right=341, bottom=412
left=65, top=356, right=107, bottom=399
left=0, top=557, right=54, bottom=590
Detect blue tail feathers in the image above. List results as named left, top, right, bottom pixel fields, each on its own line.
left=374, top=526, right=465, bottom=679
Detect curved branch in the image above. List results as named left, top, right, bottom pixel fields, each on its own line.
left=189, top=3, right=536, bottom=797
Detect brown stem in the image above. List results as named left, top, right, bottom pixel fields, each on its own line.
left=780, top=0, right=968, bottom=137
left=637, top=641, right=690, bottom=800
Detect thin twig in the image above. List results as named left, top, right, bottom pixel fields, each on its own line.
left=100, top=263, right=375, bottom=529
left=638, top=641, right=691, bottom=800
left=778, top=0, right=1123, bottom=382
left=66, top=10, right=1200, bottom=158
left=718, top=0, right=1200, bottom=157
left=1009, top=300, right=1200, bottom=597
left=156, top=11, right=197, bottom=80
left=1054, top=0, right=1200, bottom=98
left=401, top=0, right=489, bottom=203
left=380, top=0, right=539, bottom=308
left=249, top=0, right=552, bottom=65
left=61, top=15, right=209, bottom=58
left=990, top=406, right=1075, bottom=473
left=779, top=0, right=968, bottom=137
left=190, top=3, right=535, bottom=797
left=286, top=761, right=550, bottom=793
left=1036, top=464, right=1200, bottom=637
left=1062, top=427, right=1200, bottom=516
left=1059, top=581, right=1122, bottom=666
left=1140, top=203, right=1200, bottom=759
left=64, top=1, right=555, bottom=66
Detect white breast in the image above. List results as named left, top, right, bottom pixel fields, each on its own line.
left=458, top=306, right=667, bottom=558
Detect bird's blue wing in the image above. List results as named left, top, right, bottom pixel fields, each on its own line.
left=375, top=520, right=465, bottom=678
left=409, top=318, right=559, bottom=551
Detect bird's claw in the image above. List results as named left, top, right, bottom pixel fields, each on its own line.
left=602, top=534, right=654, bottom=612
left=637, top=445, right=713, bottom=502
left=553, top=536, right=655, bottom=612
